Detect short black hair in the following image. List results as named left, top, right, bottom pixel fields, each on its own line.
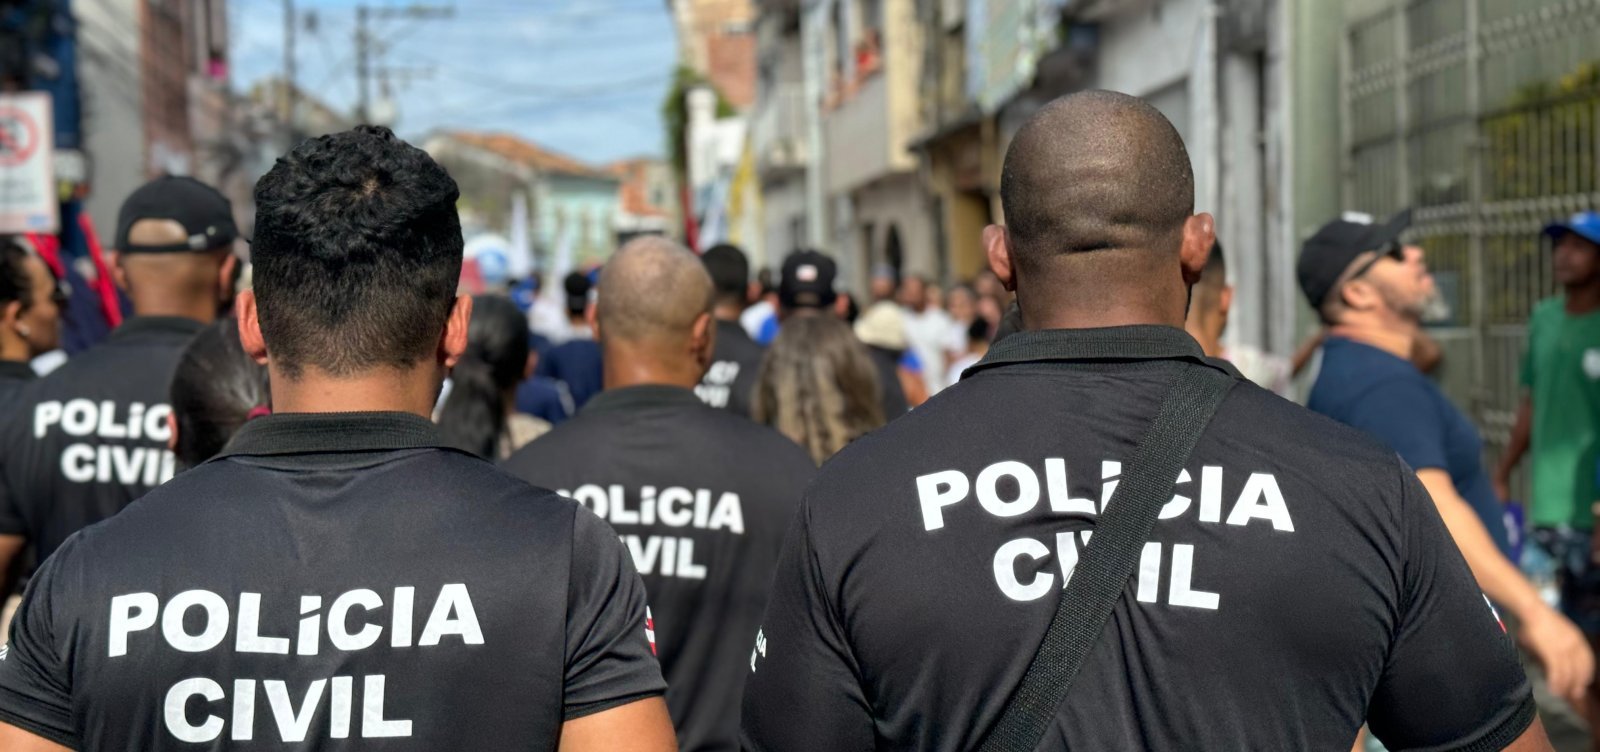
left=1000, top=90, right=1193, bottom=273
left=170, top=318, right=269, bottom=468
left=563, top=271, right=591, bottom=316
left=251, top=126, right=463, bottom=378
left=0, top=237, right=31, bottom=309
left=701, top=243, right=750, bottom=303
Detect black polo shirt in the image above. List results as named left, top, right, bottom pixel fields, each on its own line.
left=696, top=320, right=763, bottom=418
left=0, top=316, right=203, bottom=563
left=0, top=411, right=665, bottom=750
left=503, top=385, right=815, bottom=752
left=741, top=325, right=1534, bottom=751
left=0, top=360, right=36, bottom=414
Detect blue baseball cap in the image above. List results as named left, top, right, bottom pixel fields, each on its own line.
left=1543, top=211, right=1600, bottom=245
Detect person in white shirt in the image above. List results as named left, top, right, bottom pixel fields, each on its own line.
left=899, top=274, right=953, bottom=394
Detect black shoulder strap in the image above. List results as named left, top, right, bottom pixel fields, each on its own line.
left=978, top=362, right=1237, bottom=752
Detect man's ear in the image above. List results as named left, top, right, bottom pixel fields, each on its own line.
left=109, top=251, right=130, bottom=293
left=0, top=300, right=20, bottom=329
left=217, top=253, right=240, bottom=301
left=1219, top=285, right=1234, bottom=318
left=1179, top=214, right=1217, bottom=286
left=440, top=294, right=473, bottom=369
left=983, top=225, right=1016, bottom=292
left=692, top=311, right=715, bottom=369
left=236, top=291, right=269, bottom=366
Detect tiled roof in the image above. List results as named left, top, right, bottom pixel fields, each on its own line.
left=443, top=131, right=612, bottom=179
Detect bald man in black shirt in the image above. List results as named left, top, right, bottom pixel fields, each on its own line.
left=506, top=237, right=814, bottom=752
left=741, top=91, right=1549, bottom=751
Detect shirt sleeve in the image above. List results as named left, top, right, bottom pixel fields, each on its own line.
left=1343, top=380, right=1450, bottom=472
left=0, top=541, right=76, bottom=747
left=740, top=503, right=874, bottom=751
left=1367, top=464, right=1536, bottom=750
left=0, top=462, right=25, bottom=536
left=562, top=505, right=666, bottom=720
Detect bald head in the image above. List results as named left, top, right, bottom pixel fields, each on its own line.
left=115, top=218, right=237, bottom=322
left=597, top=236, right=715, bottom=347
left=1001, top=90, right=1193, bottom=269
left=990, top=90, right=1213, bottom=330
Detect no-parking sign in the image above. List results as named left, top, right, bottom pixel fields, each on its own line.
left=0, top=92, right=58, bottom=234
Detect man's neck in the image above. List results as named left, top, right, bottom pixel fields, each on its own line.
left=131, top=301, right=217, bottom=324
left=268, top=365, right=444, bottom=418
left=1022, top=299, right=1187, bottom=332
left=1566, top=283, right=1600, bottom=315
left=0, top=332, right=28, bottom=362
left=602, top=344, right=703, bottom=391
left=1328, top=317, right=1416, bottom=361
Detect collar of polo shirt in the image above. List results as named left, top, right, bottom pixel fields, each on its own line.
left=217, top=411, right=445, bottom=458
left=962, top=325, right=1242, bottom=381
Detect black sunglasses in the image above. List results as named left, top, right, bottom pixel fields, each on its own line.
left=1345, top=241, right=1407, bottom=282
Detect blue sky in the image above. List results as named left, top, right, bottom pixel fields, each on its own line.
left=228, top=0, right=679, bottom=165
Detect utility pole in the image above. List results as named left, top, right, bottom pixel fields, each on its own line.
left=283, top=0, right=297, bottom=145
left=355, top=4, right=453, bottom=124
left=356, top=5, right=370, bottom=123
left=801, top=0, right=828, bottom=250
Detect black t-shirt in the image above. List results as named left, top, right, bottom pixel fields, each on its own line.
left=866, top=345, right=910, bottom=418
left=0, top=360, right=36, bottom=415
left=503, top=385, right=815, bottom=752
left=0, top=316, right=203, bottom=563
left=0, top=411, right=664, bottom=750
left=696, top=320, right=763, bottom=418
left=742, top=326, right=1535, bottom=751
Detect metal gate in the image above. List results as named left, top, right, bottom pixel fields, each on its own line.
left=1342, top=0, right=1600, bottom=484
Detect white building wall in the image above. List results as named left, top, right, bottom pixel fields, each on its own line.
left=75, top=0, right=147, bottom=238
left=1093, top=0, right=1290, bottom=361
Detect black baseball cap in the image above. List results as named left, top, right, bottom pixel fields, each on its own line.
left=779, top=249, right=837, bottom=310
left=563, top=271, right=591, bottom=315
left=114, top=175, right=239, bottom=254
left=1296, top=208, right=1412, bottom=311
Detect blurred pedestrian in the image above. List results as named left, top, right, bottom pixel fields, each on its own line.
left=900, top=274, right=952, bottom=395
left=753, top=314, right=885, bottom=464
left=944, top=283, right=977, bottom=361
left=1183, top=242, right=1294, bottom=395
left=506, top=237, right=813, bottom=752
left=696, top=243, right=764, bottom=417
left=0, top=126, right=673, bottom=751
left=742, top=90, right=1546, bottom=751
left=1300, top=209, right=1594, bottom=707
left=437, top=294, right=551, bottom=460
left=944, top=317, right=991, bottom=387
left=1497, top=211, right=1600, bottom=723
left=1184, top=241, right=1232, bottom=358
left=535, top=270, right=604, bottom=409
left=0, top=237, right=62, bottom=409
left=166, top=317, right=268, bottom=469
left=741, top=266, right=779, bottom=341
left=869, top=264, right=898, bottom=303
left=0, top=175, right=239, bottom=593
left=854, top=301, right=920, bottom=414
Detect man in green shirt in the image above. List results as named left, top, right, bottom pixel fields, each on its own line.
left=1498, top=211, right=1600, bottom=654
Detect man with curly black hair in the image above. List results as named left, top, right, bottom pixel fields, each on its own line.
left=0, top=127, right=675, bottom=752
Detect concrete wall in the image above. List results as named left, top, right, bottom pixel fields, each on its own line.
left=76, top=0, right=146, bottom=238
left=762, top=173, right=807, bottom=265
left=853, top=171, right=936, bottom=281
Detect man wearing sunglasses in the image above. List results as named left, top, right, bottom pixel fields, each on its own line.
left=1302, top=210, right=1595, bottom=710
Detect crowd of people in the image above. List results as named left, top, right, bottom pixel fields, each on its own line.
left=0, top=90, right=1593, bottom=751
